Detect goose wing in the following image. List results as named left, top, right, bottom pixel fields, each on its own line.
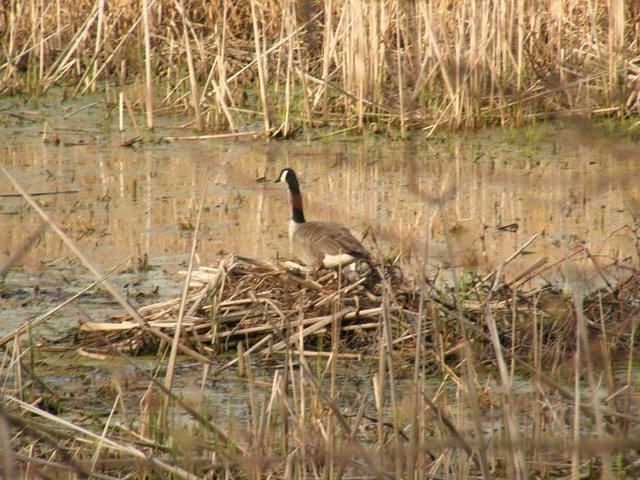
left=293, top=221, right=370, bottom=261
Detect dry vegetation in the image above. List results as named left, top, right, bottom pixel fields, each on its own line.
left=1, top=0, right=639, bottom=135
left=1, top=163, right=640, bottom=478
left=2, top=1, right=640, bottom=477
left=3, top=241, right=640, bottom=478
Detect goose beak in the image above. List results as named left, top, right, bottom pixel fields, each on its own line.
left=275, top=177, right=281, bottom=183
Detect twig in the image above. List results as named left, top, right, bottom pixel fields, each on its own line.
left=162, top=131, right=258, bottom=141
left=0, top=190, right=78, bottom=198
left=164, top=168, right=209, bottom=398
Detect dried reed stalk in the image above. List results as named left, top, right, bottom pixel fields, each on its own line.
left=162, top=168, right=209, bottom=429
left=249, top=0, right=271, bottom=132
left=1, top=0, right=637, bottom=131
left=176, top=0, right=203, bottom=131
left=142, top=0, right=154, bottom=130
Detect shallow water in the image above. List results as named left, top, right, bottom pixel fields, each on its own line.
left=1, top=93, right=639, bottom=336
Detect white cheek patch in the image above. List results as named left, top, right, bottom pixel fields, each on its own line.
left=279, top=170, right=290, bottom=182
left=321, top=253, right=357, bottom=269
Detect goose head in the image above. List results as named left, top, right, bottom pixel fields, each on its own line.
left=275, top=168, right=299, bottom=188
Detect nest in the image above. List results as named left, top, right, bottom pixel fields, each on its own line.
left=77, top=254, right=419, bottom=362
left=75, top=252, right=640, bottom=371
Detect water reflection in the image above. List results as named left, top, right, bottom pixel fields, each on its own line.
left=1, top=101, right=639, bottom=333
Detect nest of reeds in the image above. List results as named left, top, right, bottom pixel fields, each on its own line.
left=75, top=253, right=640, bottom=370
left=77, top=254, right=416, bottom=360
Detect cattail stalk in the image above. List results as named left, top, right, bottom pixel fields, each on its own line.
left=142, top=0, right=154, bottom=130
left=250, top=0, right=271, bottom=132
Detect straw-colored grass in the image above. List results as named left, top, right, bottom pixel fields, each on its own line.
left=2, top=163, right=640, bottom=478
left=1, top=1, right=638, bottom=134
left=68, top=249, right=638, bottom=372
left=3, top=248, right=640, bottom=478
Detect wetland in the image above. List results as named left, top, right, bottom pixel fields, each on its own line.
left=3, top=0, right=640, bottom=477
left=1, top=95, right=640, bottom=479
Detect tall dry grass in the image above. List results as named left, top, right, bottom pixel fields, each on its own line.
left=0, top=0, right=638, bottom=134
left=2, top=151, right=640, bottom=477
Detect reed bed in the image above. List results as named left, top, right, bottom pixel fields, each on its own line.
left=72, top=252, right=639, bottom=372
left=1, top=0, right=639, bottom=134
left=3, top=247, right=640, bottom=478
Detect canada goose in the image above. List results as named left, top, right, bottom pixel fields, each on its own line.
left=276, top=168, right=370, bottom=270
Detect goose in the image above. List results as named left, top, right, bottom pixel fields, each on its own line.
left=276, top=168, right=371, bottom=271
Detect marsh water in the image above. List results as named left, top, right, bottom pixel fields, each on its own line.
left=1, top=95, right=639, bottom=338
left=2, top=95, right=640, bottom=472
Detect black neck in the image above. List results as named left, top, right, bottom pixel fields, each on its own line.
left=286, top=175, right=306, bottom=223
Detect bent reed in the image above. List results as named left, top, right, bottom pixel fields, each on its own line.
left=0, top=0, right=638, bottom=134
left=4, top=246, right=640, bottom=478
